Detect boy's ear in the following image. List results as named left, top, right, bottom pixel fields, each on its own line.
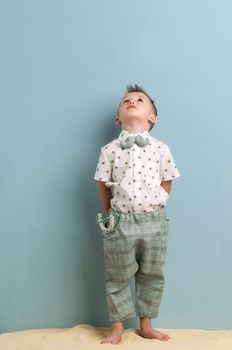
left=148, top=113, right=157, bottom=125
left=115, top=117, right=121, bottom=126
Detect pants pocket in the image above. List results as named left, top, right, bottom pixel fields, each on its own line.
left=96, top=211, right=120, bottom=239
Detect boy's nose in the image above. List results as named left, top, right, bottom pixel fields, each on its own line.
left=128, top=100, right=135, bottom=105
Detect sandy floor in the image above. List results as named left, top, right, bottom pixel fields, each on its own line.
left=0, top=324, right=232, bottom=350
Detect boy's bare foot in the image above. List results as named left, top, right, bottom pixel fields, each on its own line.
left=138, top=317, right=170, bottom=341
left=100, top=321, right=123, bottom=344
left=137, top=327, right=170, bottom=341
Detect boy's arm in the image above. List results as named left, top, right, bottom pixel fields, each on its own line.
left=98, top=181, right=113, bottom=214
left=159, top=144, right=180, bottom=194
left=161, top=180, right=172, bottom=194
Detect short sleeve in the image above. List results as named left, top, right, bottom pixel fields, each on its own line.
left=94, top=147, right=112, bottom=182
left=160, top=144, right=180, bottom=181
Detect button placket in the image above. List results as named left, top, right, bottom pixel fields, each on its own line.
left=132, top=144, right=142, bottom=211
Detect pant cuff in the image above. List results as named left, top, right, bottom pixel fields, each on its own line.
left=135, top=312, right=159, bottom=319
left=109, top=311, right=137, bottom=323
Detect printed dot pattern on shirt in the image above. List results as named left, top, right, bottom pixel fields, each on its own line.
left=94, top=130, right=180, bottom=213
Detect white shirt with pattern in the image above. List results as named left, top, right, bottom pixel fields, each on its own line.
left=94, top=129, right=180, bottom=213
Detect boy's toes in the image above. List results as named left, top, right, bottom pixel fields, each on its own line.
left=162, top=334, right=170, bottom=341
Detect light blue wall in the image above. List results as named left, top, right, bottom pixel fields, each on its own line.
left=1, top=0, right=232, bottom=332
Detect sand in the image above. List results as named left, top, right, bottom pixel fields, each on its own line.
left=0, top=324, right=232, bottom=350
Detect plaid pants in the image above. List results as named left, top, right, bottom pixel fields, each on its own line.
left=98, top=206, right=169, bottom=323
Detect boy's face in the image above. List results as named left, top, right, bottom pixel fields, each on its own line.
left=115, top=92, right=156, bottom=130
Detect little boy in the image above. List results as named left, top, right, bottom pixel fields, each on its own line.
left=94, top=84, right=180, bottom=344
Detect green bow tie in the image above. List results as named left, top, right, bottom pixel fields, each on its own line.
left=120, top=135, right=150, bottom=149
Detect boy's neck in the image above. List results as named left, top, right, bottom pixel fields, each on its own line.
left=120, top=121, right=150, bottom=134
left=121, top=126, right=149, bottom=134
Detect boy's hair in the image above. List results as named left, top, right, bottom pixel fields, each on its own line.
left=118, top=84, right=157, bottom=131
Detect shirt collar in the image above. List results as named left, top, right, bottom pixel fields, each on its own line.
left=118, top=129, right=150, bottom=142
